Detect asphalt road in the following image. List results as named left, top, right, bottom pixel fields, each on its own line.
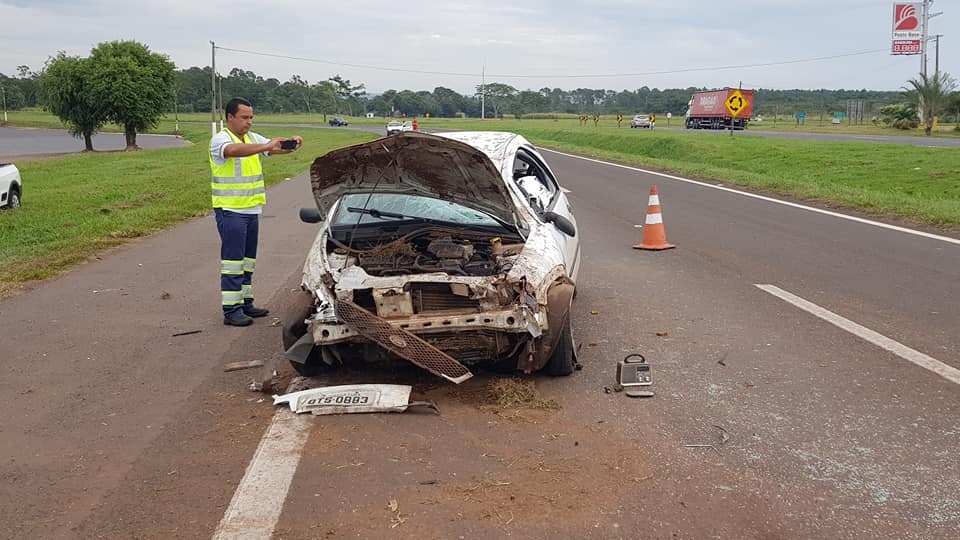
left=1, top=141, right=958, bottom=538
left=0, top=126, right=191, bottom=159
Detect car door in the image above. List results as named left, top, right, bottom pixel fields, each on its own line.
left=513, top=147, right=580, bottom=281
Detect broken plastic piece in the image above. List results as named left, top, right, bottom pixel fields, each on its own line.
left=273, top=384, right=439, bottom=415
left=625, top=390, right=655, bottom=398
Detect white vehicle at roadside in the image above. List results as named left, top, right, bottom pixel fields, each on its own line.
left=630, top=114, right=652, bottom=129
left=0, top=163, right=22, bottom=209
left=386, top=121, right=404, bottom=135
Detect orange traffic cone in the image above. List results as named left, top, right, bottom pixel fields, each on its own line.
left=633, top=185, right=675, bottom=250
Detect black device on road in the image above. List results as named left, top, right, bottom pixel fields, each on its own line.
left=617, top=353, right=652, bottom=387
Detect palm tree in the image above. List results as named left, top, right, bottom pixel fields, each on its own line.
left=903, top=72, right=957, bottom=136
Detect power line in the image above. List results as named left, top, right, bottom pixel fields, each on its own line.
left=214, top=45, right=891, bottom=80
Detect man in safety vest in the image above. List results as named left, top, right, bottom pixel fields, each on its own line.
left=209, top=97, right=302, bottom=326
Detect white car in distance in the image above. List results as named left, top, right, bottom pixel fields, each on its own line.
left=0, top=163, right=22, bottom=209
left=386, top=121, right=404, bottom=135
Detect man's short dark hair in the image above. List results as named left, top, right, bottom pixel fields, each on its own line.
left=225, top=97, right=252, bottom=118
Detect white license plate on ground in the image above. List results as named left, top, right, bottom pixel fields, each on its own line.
left=274, top=384, right=416, bottom=415
left=301, top=389, right=379, bottom=410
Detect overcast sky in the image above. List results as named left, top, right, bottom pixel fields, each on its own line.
left=1, top=0, right=956, bottom=94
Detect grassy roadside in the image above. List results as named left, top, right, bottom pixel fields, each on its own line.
left=2, top=112, right=958, bottom=297
left=504, top=127, right=960, bottom=228
left=372, top=117, right=958, bottom=229
left=6, top=109, right=959, bottom=137
left=0, top=126, right=375, bottom=298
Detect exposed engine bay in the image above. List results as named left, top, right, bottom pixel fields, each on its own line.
left=327, top=227, right=522, bottom=278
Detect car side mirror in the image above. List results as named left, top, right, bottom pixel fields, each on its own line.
left=543, top=211, right=576, bottom=237
left=299, top=207, right=322, bottom=223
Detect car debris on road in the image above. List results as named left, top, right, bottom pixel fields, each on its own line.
left=273, top=384, right=439, bottom=415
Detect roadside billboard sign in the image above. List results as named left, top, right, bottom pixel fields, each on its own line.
left=891, top=2, right=922, bottom=55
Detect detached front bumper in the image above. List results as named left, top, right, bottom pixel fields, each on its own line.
left=309, top=304, right=541, bottom=346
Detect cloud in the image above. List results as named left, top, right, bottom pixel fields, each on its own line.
left=1, top=0, right=955, bottom=93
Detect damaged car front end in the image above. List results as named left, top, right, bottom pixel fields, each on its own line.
left=283, top=131, right=580, bottom=383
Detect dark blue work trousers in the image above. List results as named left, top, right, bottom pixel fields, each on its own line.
left=215, top=208, right=260, bottom=316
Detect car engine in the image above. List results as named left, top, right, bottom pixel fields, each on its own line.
left=356, top=235, right=500, bottom=277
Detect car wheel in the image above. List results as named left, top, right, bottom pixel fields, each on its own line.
left=282, top=292, right=325, bottom=376
left=7, top=190, right=20, bottom=209
left=546, top=316, right=576, bottom=376
left=289, top=350, right=325, bottom=377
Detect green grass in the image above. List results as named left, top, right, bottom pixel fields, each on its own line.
left=2, top=111, right=958, bottom=296
left=0, top=126, right=375, bottom=297
left=362, top=117, right=956, bottom=228
left=7, top=108, right=959, bottom=137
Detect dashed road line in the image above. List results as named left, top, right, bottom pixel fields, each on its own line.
left=756, top=284, right=960, bottom=385
left=212, top=405, right=311, bottom=540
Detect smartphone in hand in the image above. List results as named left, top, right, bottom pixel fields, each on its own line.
left=280, top=139, right=298, bottom=150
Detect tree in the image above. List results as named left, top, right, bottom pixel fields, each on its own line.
left=37, top=53, right=105, bottom=151
left=175, top=66, right=212, bottom=113
left=475, top=82, right=516, bottom=118
left=512, top=90, right=548, bottom=118
left=902, top=71, right=957, bottom=135
left=311, top=80, right=338, bottom=119
left=877, top=103, right=917, bottom=129
left=949, top=91, right=960, bottom=125
left=432, top=86, right=466, bottom=117
left=328, top=74, right=365, bottom=116
left=0, top=75, right=27, bottom=111
left=87, top=40, right=175, bottom=150
left=393, top=90, right=426, bottom=117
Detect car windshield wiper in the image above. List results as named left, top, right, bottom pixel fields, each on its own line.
left=346, top=207, right=408, bottom=220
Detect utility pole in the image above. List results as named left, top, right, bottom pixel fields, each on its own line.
left=480, top=65, right=485, bottom=120
left=217, top=72, right=224, bottom=131
left=922, top=1, right=944, bottom=77
left=921, top=0, right=929, bottom=77
left=933, top=34, right=942, bottom=76
left=210, top=41, right=217, bottom=136
left=1, top=84, right=7, bottom=124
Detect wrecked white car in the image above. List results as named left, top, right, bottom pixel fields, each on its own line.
left=283, top=131, right=580, bottom=383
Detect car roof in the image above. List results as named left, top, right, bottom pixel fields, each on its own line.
left=435, top=131, right=526, bottom=173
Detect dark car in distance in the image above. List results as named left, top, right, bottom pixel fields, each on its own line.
left=329, top=117, right=348, bottom=127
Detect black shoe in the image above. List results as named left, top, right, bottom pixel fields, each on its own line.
left=243, top=305, right=270, bottom=318
left=223, top=312, right=254, bottom=326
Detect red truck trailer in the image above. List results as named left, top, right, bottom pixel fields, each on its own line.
left=684, top=88, right=755, bottom=130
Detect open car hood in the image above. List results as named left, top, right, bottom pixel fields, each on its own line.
left=309, top=132, right=519, bottom=226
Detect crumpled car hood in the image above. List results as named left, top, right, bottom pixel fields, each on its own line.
left=309, top=132, right=519, bottom=226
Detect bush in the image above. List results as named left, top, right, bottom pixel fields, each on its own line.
left=892, top=119, right=919, bottom=130
left=522, top=113, right=580, bottom=120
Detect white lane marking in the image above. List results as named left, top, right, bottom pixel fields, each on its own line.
left=540, top=148, right=960, bottom=247
left=756, top=284, right=960, bottom=385
left=212, top=408, right=311, bottom=539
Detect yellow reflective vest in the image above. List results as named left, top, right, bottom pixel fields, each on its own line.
left=209, top=130, right=266, bottom=209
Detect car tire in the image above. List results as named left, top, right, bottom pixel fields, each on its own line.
left=282, top=292, right=325, bottom=377
left=289, top=350, right=325, bottom=377
left=7, top=189, right=20, bottom=209
left=546, top=316, right=576, bottom=376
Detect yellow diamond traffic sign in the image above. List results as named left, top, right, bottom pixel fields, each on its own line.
left=725, top=90, right=747, bottom=117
